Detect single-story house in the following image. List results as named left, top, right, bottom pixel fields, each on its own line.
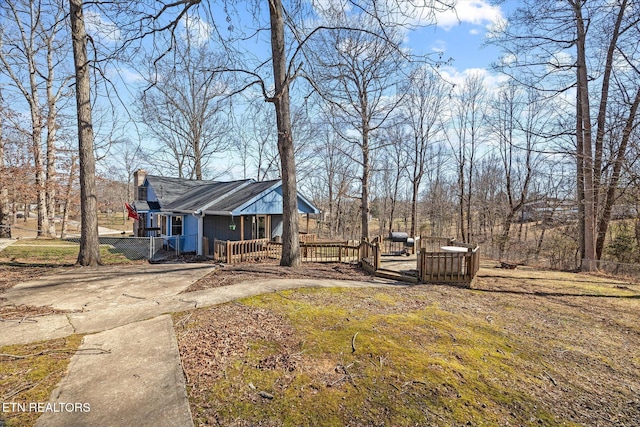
left=130, top=170, right=320, bottom=255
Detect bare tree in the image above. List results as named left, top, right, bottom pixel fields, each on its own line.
left=308, top=21, right=406, bottom=240
left=493, top=0, right=640, bottom=269
left=139, top=41, right=231, bottom=180
left=376, top=125, right=408, bottom=236
left=447, top=73, right=487, bottom=243
left=88, top=0, right=452, bottom=265
left=0, top=93, right=10, bottom=238
left=0, top=0, right=70, bottom=237
left=59, top=152, right=78, bottom=239
left=488, top=81, right=550, bottom=256
left=233, top=102, right=279, bottom=181
left=70, top=0, right=101, bottom=265
left=402, top=66, right=449, bottom=238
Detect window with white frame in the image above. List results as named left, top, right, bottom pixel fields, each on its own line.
left=171, top=216, right=183, bottom=236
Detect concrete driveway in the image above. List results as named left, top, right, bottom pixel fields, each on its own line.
left=0, top=262, right=390, bottom=427
left=1, top=263, right=217, bottom=344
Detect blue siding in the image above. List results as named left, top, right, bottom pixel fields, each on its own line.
left=146, top=183, right=159, bottom=202
left=237, top=188, right=281, bottom=215
left=235, top=187, right=318, bottom=216
left=162, top=214, right=198, bottom=253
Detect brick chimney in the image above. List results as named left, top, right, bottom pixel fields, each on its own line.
left=133, top=169, right=147, bottom=187
left=133, top=169, right=147, bottom=201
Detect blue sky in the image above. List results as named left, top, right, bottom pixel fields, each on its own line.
left=89, top=0, right=514, bottom=178
left=403, top=0, right=510, bottom=86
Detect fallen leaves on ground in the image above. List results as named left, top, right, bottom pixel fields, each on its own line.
left=175, top=263, right=640, bottom=426
left=183, top=261, right=376, bottom=292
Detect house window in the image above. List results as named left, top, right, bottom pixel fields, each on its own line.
left=171, top=216, right=183, bottom=236
left=159, top=215, right=167, bottom=235
left=137, top=186, right=148, bottom=201
left=257, top=215, right=268, bottom=239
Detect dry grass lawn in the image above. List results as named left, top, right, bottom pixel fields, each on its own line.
left=175, top=261, right=640, bottom=426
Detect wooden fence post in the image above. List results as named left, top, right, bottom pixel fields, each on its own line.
left=226, top=240, right=231, bottom=264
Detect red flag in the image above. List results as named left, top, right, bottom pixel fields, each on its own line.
left=125, top=203, right=139, bottom=220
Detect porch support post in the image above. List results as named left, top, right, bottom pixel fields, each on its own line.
left=267, top=215, right=271, bottom=239
left=306, top=213, right=310, bottom=234
left=197, top=214, right=204, bottom=256
left=240, top=215, right=244, bottom=241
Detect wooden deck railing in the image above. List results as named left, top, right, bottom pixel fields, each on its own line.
left=212, top=238, right=280, bottom=263
left=360, top=240, right=381, bottom=274
left=418, top=237, right=455, bottom=252
left=213, top=235, right=480, bottom=287
left=417, top=245, right=480, bottom=286
left=300, top=241, right=360, bottom=263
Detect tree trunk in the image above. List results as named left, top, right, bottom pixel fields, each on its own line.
left=70, top=0, right=101, bottom=266
left=593, top=0, right=626, bottom=222
left=268, top=0, right=300, bottom=267
left=60, top=155, right=78, bottom=239
left=32, top=112, right=50, bottom=238
left=574, top=3, right=596, bottom=270
left=410, top=178, right=419, bottom=238
left=361, top=131, right=370, bottom=241
left=595, top=87, right=640, bottom=259
left=0, top=120, right=10, bottom=238
left=458, top=160, right=466, bottom=242
left=46, top=93, right=57, bottom=237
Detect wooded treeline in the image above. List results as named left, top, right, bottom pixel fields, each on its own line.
left=0, top=0, right=639, bottom=269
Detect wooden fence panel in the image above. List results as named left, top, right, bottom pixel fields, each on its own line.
left=299, top=242, right=360, bottom=263
left=360, top=241, right=380, bottom=273
left=417, top=246, right=480, bottom=286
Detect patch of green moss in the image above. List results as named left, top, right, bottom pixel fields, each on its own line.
left=198, top=288, right=575, bottom=426
left=0, top=335, right=83, bottom=427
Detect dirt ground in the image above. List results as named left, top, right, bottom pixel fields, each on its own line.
left=183, top=260, right=377, bottom=292
left=175, top=262, right=640, bottom=426
left=0, top=265, right=71, bottom=319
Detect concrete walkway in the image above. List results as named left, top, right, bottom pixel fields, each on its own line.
left=0, top=262, right=391, bottom=426
left=0, top=238, right=16, bottom=252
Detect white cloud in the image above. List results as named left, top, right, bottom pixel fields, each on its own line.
left=548, top=51, right=573, bottom=70
left=439, top=66, right=508, bottom=90
left=117, top=68, right=144, bottom=84
left=499, top=53, right=517, bottom=67
left=431, top=39, right=447, bottom=53
left=180, top=14, right=213, bottom=46
left=434, top=0, right=504, bottom=31
left=85, top=12, right=120, bottom=43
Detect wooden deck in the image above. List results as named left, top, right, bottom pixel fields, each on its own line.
left=211, top=236, right=480, bottom=286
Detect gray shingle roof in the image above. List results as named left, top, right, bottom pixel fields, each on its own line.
left=144, top=175, right=283, bottom=214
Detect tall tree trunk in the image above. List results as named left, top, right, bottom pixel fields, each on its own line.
left=593, top=0, right=626, bottom=222
left=574, top=3, right=596, bottom=270
left=60, top=155, right=78, bottom=239
left=361, top=127, right=370, bottom=240
left=45, top=27, right=59, bottom=237
left=0, top=118, right=10, bottom=239
left=70, top=0, right=101, bottom=266
left=595, top=87, right=640, bottom=259
left=31, top=108, right=50, bottom=237
left=268, top=0, right=299, bottom=267
left=410, top=177, right=420, bottom=239
left=24, top=23, right=50, bottom=238
left=576, top=85, right=586, bottom=261
left=46, top=88, right=57, bottom=237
